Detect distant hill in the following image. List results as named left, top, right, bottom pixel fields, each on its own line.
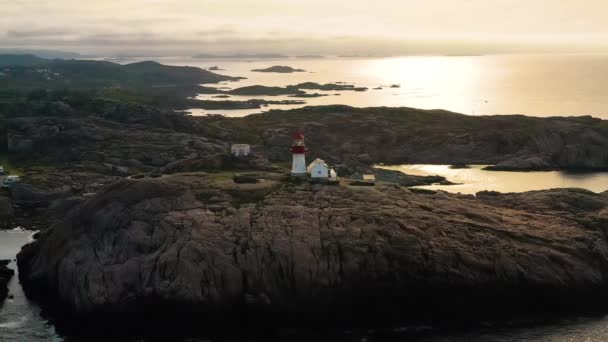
left=123, top=61, right=234, bottom=85
left=0, top=54, right=49, bottom=67
left=0, top=49, right=83, bottom=59
left=0, top=57, right=242, bottom=111
left=0, top=58, right=238, bottom=89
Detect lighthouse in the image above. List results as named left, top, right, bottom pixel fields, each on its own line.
left=290, top=132, right=308, bottom=176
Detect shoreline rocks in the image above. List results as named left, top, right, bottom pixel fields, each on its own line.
left=17, top=174, right=608, bottom=339
left=483, top=156, right=553, bottom=171
left=0, top=259, right=15, bottom=303
left=0, top=195, right=15, bottom=229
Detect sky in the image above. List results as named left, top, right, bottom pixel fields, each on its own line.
left=2, top=0, right=608, bottom=56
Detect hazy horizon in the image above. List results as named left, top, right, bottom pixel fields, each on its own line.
left=2, top=0, right=608, bottom=57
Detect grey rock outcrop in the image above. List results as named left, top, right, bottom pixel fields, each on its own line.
left=0, top=196, right=14, bottom=228
left=7, top=116, right=231, bottom=175
left=17, top=174, right=608, bottom=336
left=208, top=107, right=608, bottom=171
left=0, top=260, right=14, bottom=303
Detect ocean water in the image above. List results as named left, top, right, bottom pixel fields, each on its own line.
left=378, top=164, right=608, bottom=194
left=0, top=229, right=61, bottom=341
left=121, top=54, right=608, bottom=118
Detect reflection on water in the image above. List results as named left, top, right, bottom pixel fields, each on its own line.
left=115, top=54, right=608, bottom=118
left=377, top=164, right=608, bottom=194
left=0, top=229, right=61, bottom=341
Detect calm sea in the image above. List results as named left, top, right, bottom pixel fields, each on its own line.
left=119, top=54, right=608, bottom=118
left=378, top=165, right=608, bottom=194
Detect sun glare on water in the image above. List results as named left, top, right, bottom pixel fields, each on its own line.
left=360, top=56, right=486, bottom=114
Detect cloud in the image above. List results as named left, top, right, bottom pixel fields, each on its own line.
left=2, top=0, right=608, bottom=56
left=195, top=27, right=238, bottom=37
left=5, top=28, right=75, bottom=39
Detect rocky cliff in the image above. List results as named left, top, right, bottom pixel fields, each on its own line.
left=17, top=174, right=608, bottom=338
left=0, top=260, right=14, bottom=304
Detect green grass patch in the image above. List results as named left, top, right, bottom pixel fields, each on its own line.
left=271, top=161, right=292, bottom=170
left=0, top=155, right=25, bottom=176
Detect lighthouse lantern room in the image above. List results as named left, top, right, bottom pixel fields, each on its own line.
left=290, top=132, right=308, bottom=176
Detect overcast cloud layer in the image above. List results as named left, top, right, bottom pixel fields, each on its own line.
left=2, top=0, right=608, bottom=56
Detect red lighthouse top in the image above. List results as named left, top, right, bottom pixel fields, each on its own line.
left=290, top=131, right=308, bottom=154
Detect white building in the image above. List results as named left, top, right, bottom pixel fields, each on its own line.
left=308, top=158, right=329, bottom=178
left=363, top=174, right=376, bottom=182
left=231, top=144, right=251, bottom=156
left=330, top=168, right=338, bottom=180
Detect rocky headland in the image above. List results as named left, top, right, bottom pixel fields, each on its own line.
left=1, top=70, right=608, bottom=339
left=199, top=106, right=608, bottom=171
left=16, top=174, right=608, bottom=339
left=3, top=55, right=608, bottom=340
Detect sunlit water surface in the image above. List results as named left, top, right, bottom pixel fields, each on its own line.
left=116, top=54, right=608, bottom=118
left=378, top=164, right=608, bottom=194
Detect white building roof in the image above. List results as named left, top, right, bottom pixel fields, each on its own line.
left=307, top=158, right=327, bottom=173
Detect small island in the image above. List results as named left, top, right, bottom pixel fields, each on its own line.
left=295, top=82, right=368, bottom=91
left=251, top=65, right=306, bottom=73
left=187, top=98, right=305, bottom=110
left=449, top=164, right=471, bottom=169
left=289, top=93, right=329, bottom=98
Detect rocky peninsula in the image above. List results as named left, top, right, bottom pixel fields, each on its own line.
left=3, top=56, right=608, bottom=340
left=16, top=174, right=608, bottom=339
left=200, top=106, right=608, bottom=171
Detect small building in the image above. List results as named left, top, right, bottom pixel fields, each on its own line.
left=362, top=174, right=376, bottom=182
left=329, top=168, right=338, bottom=180
left=231, top=144, right=251, bottom=157
left=308, top=158, right=329, bottom=178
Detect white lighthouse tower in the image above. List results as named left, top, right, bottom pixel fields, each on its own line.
left=290, top=132, right=308, bottom=176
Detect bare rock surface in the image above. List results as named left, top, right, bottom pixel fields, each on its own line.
left=17, top=174, right=608, bottom=337
left=203, top=106, right=608, bottom=171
